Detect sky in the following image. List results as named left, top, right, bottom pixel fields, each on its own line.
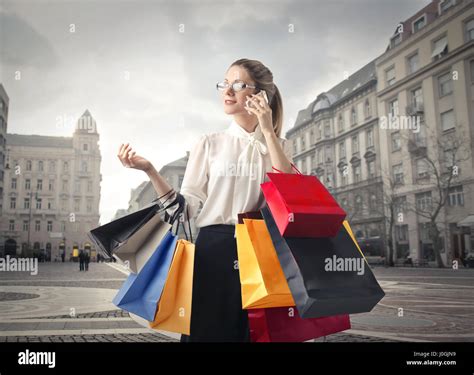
left=0, top=0, right=429, bottom=224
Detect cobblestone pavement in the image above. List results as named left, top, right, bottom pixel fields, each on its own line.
left=0, top=262, right=472, bottom=342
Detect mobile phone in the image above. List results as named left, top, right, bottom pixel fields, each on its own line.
left=245, top=90, right=269, bottom=113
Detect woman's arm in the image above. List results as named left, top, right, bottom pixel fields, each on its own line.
left=263, top=131, right=294, bottom=174
left=145, top=164, right=175, bottom=200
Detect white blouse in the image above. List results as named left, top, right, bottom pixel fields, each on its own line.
left=159, top=118, right=294, bottom=228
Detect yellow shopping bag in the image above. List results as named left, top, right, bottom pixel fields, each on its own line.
left=149, top=239, right=195, bottom=335
left=236, top=219, right=295, bottom=309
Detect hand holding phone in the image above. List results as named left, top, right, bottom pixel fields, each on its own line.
left=245, top=90, right=269, bottom=114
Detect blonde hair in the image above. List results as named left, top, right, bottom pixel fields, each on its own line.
left=229, top=58, right=283, bottom=138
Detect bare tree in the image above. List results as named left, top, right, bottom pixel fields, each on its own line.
left=401, top=130, right=470, bottom=268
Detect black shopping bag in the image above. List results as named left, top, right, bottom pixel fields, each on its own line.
left=88, top=193, right=185, bottom=264
left=261, top=204, right=385, bottom=318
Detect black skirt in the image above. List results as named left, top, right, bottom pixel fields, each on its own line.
left=180, top=224, right=250, bottom=342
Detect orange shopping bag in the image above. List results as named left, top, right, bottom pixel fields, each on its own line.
left=235, top=219, right=295, bottom=309
left=149, top=239, right=195, bottom=335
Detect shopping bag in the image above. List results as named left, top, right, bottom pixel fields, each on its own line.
left=260, top=164, right=346, bottom=238
left=235, top=218, right=295, bottom=309
left=261, top=204, right=385, bottom=318
left=88, top=194, right=184, bottom=272
left=112, top=230, right=178, bottom=321
left=149, top=239, right=195, bottom=335
left=248, top=306, right=351, bottom=342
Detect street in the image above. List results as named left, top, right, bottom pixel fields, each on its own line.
left=0, top=262, right=472, bottom=342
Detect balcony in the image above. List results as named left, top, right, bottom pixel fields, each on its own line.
left=406, top=103, right=424, bottom=115
left=408, top=138, right=427, bottom=156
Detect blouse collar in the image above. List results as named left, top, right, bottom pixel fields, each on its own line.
left=226, top=118, right=268, bottom=155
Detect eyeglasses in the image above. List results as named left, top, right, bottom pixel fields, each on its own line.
left=216, top=80, right=257, bottom=92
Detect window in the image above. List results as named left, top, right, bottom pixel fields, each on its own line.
left=339, top=141, right=346, bottom=159
left=324, top=122, right=331, bottom=138
left=49, top=179, right=54, bottom=191
left=38, top=160, right=43, bottom=172
left=62, top=180, right=68, bottom=192
left=393, top=163, right=404, bottom=184
left=74, top=180, right=81, bottom=193
left=389, top=98, right=399, bottom=118
left=9, top=220, right=15, bottom=231
left=438, top=72, right=452, bottom=96
left=37, top=179, right=43, bottom=190
left=48, top=199, right=53, bottom=210
left=439, top=0, right=455, bottom=14
left=11, top=178, right=16, bottom=189
left=25, top=179, right=31, bottom=190
left=61, top=199, right=67, bottom=211
left=35, top=220, right=41, bottom=232
left=23, top=221, right=29, bottom=231
left=440, top=110, right=455, bottom=131
left=36, top=198, right=42, bottom=209
left=47, top=221, right=53, bottom=232
left=325, top=146, right=332, bottom=162
left=83, top=143, right=89, bottom=151
left=10, top=197, right=16, bottom=209
left=365, top=99, right=371, bottom=118
left=416, top=159, right=429, bottom=178
left=87, top=199, right=93, bottom=213
left=49, top=161, right=56, bottom=172
left=386, top=66, right=396, bottom=86
left=366, top=128, right=374, bottom=148
left=416, top=192, right=432, bottom=211
left=340, top=170, right=348, bottom=186
left=351, top=107, right=357, bottom=125
left=391, top=132, right=401, bottom=151
left=448, top=186, right=464, bottom=206
left=301, top=136, right=306, bottom=151
left=338, top=114, right=344, bottom=132
left=368, top=160, right=375, bottom=178
left=391, top=33, right=402, bottom=48
left=407, top=53, right=419, bottom=74
left=24, top=198, right=30, bottom=209
left=369, top=193, right=377, bottom=211
left=87, top=180, right=92, bottom=192
left=327, top=173, right=333, bottom=188
left=317, top=148, right=323, bottom=164
left=355, top=195, right=363, bottom=211
left=413, top=16, right=426, bottom=32
left=26, top=160, right=32, bottom=171
left=81, top=161, right=88, bottom=172
left=467, top=19, right=474, bottom=41
left=63, top=161, right=69, bottom=172
left=395, top=225, right=409, bottom=241
left=352, top=134, right=359, bottom=154
left=293, top=139, right=297, bottom=154
left=411, top=87, right=423, bottom=108
left=353, top=165, right=361, bottom=183
left=432, top=36, right=448, bottom=60
left=394, top=196, right=407, bottom=214
left=74, top=199, right=80, bottom=212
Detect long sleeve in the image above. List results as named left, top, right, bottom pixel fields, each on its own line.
left=158, top=134, right=209, bottom=223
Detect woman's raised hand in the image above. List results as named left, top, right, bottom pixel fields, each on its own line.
left=118, top=143, right=152, bottom=172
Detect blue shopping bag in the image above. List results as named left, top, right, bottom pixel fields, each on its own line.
left=113, top=230, right=178, bottom=321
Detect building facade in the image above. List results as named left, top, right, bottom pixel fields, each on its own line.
left=287, top=0, right=474, bottom=266
left=0, top=84, right=10, bottom=254
left=1, top=110, right=102, bottom=261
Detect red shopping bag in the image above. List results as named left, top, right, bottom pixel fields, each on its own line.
left=260, top=164, right=346, bottom=237
left=248, top=306, right=350, bottom=342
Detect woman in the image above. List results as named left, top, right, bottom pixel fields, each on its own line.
left=118, top=58, right=294, bottom=342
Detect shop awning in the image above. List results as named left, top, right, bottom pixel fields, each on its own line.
left=458, top=215, right=474, bottom=227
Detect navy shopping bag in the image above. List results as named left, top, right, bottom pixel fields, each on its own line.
left=112, top=230, right=178, bottom=321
